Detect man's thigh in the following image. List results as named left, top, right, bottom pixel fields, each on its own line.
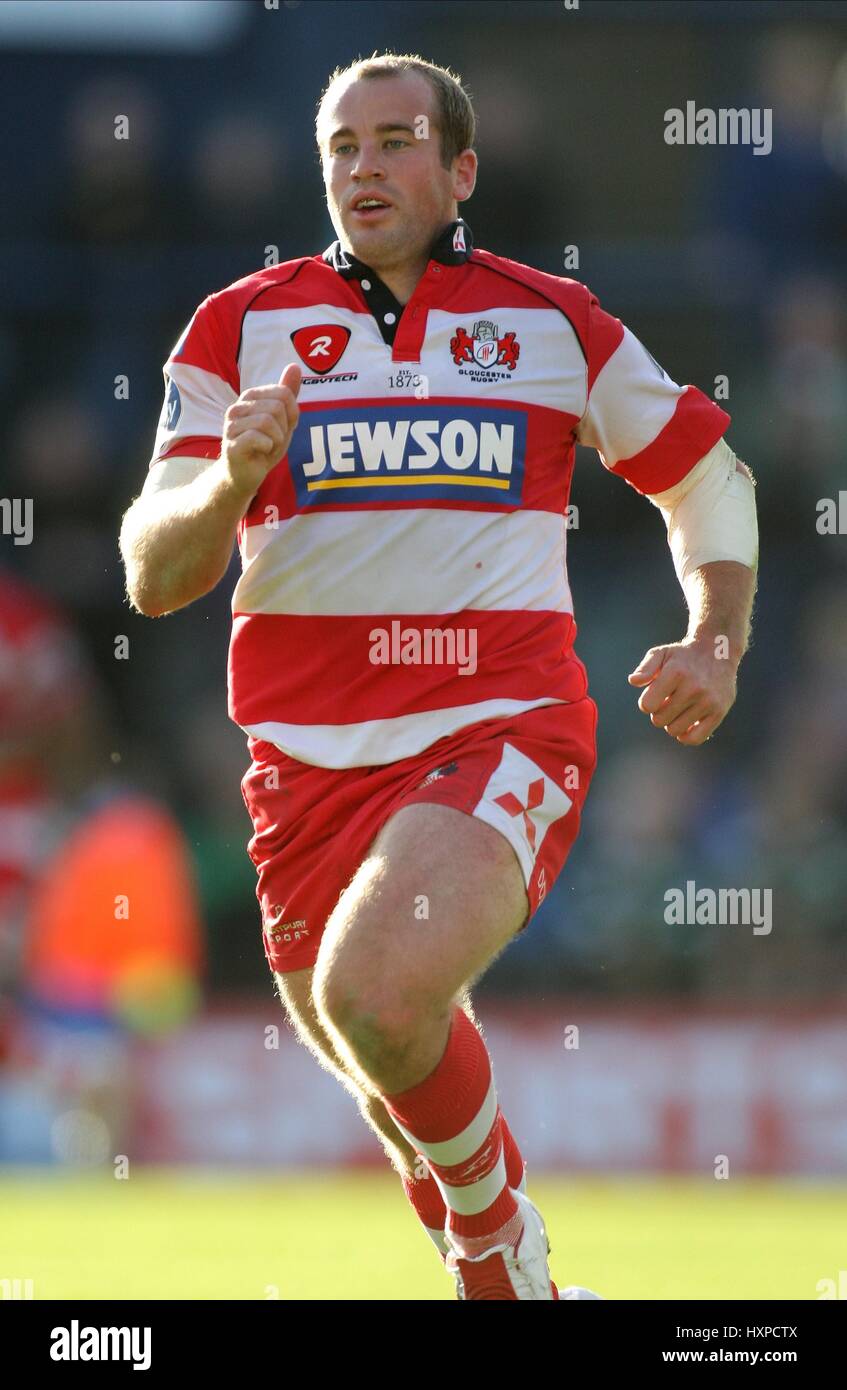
left=315, top=802, right=529, bottom=1014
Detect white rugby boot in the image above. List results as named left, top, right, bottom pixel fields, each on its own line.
left=446, top=1188, right=556, bottom=1300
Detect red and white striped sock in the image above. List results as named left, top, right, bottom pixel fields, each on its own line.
left=383, top=1006, right=524, bottom=1259
left=401, top=1109, right=526, bottom=1257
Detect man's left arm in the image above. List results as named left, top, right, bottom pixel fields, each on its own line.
left=571, top=286, right=758, bottom=746
left=627, top=442, right=759, bottom=746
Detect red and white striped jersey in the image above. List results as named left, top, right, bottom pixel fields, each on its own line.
left=148, top=218, right=730, bottom=769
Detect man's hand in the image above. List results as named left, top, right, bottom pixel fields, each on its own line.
left=627, top=636, right=739, bottom=746
left=221, top=362, right=303, bottom=499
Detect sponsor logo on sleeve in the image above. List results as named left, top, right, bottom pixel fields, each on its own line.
left=157, top=374, right=182, bottom=433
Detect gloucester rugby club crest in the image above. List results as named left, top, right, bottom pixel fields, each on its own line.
left=450, top=319, right=520, bottom=372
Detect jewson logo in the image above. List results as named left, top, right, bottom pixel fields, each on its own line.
left=286, top=404, right=527, bottom=507
left=50, top=1320, right=151, bottom=1370
left=664, top=879, right=772, bottom=935
left=664, top=102, right=772, bottom=156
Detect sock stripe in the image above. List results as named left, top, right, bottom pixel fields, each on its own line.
left=428, top=1115, right=502, bottom=1189
left=439, top=1152, right=508, bottom=1216
left=400, top=1112, right=527, bottom=1256
left=390, top=1075, right=499, bottom=1168
left=383, top=1007, right=519, bottom=1250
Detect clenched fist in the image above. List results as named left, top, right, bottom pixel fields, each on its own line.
left=221, top=362, right=302, bottom=498
left=627, top=636, right=739, bottom=745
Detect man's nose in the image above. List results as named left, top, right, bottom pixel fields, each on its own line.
left=351, top=144, right=386, bottom=178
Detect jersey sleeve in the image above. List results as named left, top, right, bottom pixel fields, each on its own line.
left=574, top=291, right=731, bottom=496
left=148, top=293, right=241, bottom=468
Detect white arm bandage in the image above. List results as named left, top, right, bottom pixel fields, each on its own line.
left=646, top=437, right=759, bottom=587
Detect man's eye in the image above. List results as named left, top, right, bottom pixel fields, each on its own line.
left=332, top=139, right=407, bottom=155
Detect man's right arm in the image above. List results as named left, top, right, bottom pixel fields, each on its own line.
left=120, top=362, right=302, bottom=617
left=119, top=455, right=255, bottom=617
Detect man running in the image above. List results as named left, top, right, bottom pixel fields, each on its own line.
left=120, top=52, right=758, bottom=1300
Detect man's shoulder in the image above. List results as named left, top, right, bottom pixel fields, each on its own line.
left=469, top=246, right=594, bottom=320
left=209, top=252, right=331, bottom=308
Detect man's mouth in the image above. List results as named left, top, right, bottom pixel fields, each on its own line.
left=350, top=195, right=393, bottom=221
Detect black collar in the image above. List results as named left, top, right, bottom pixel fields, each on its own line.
left=320, top=217, right=472, bottom=348
left=321, top=216, right=474, bottom=280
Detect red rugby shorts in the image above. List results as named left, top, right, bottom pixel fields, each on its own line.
left=240, top=697, right=598, bottom=975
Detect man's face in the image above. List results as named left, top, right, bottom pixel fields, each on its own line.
left=320, top=72, right=476, bottom=272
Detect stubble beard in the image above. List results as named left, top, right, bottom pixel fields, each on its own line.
left=345, top=207, right=438, bottom=278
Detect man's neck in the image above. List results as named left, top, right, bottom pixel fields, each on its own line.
left=367, top=256, right=429, bottom=307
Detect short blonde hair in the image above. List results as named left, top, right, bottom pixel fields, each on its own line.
left=316, top=51, right=476, bottom=171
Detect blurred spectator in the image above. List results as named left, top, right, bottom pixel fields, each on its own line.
left=723, top=270, right=847, bottom=558
left=0, top=570, right=205, bottom=1163
left=705, top=26, right=847, bottom=290
left=754, top=581, right=847, bottom=856
left=189, top=112, right=289, bottom=244
left=53, top=76, right=182, bottom=246
left=0, top=567, right=98, bottom=1007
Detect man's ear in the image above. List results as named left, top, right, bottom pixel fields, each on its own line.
left=454, top=147, right=477, bottom=202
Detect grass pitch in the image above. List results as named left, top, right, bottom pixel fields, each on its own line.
left=0, top=1170, right=843, bottom=1300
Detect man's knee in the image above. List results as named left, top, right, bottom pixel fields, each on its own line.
left=313, top=957, right=443, bottom=1073
left=311, top=908, right=479, bottom=1075
left=271, top=984, right=417, bottom=1167
left=274, top=973, right=417, bottom=1170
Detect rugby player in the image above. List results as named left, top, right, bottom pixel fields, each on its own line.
left=119, top=53, right=758, bottom=1300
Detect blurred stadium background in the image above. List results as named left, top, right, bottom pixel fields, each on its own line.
left=0, top=0, right=845, bottom=1300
